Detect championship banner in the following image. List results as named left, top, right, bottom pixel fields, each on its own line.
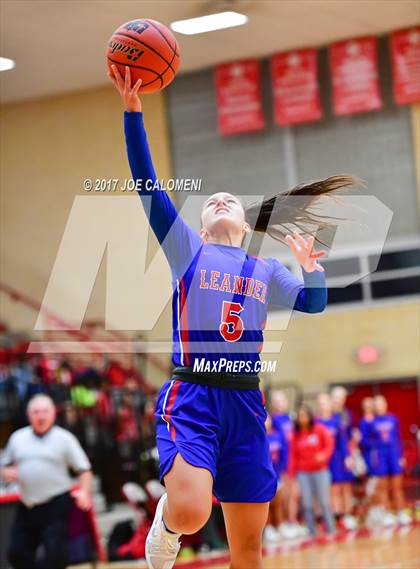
left=330, top=37, right=382, bottom=116
left=390, top=27, right=420, bottom=105
left=271, top=48, right=322, bottom=126
left=215, top=59, right=265, bottom=135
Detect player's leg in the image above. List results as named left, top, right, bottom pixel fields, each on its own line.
left=370, top=446, right=390, bottom=509
left=146, top=380, right=218, bottom=569
left=268, top=485, right=284, bottom=527
left=221, top=501, right=269, bottom=569
left=163, top=452, right=213, bottom=534
left=390, top=473, right=411, bottom=524
left=154, top=379, right=217, bottom=533
left=42, top=492, right=73, bottom=569
left=331, top=483, right=342, bottom=515
left=288, top=476, right=300, bottom=523
left=7, top=502, right=41, bottom=569
left=342, top=482, right=353, bottom=514
left=297, top=472, right=316, bottom=535
left=314, top=469, right=336, bottom=535
left=340, top=480, right=358, bottom=529
left=390, top=474, right=404, bottom=510
left=376, top=475, right=390, bottom=509
left=213, top=388, right=277, bottom=563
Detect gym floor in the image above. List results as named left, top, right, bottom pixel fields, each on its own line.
left=68, top=524, right=419, bottom=569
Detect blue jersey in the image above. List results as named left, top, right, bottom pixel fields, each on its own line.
left=359, top=417, right=375, bottom=474
left=371, top=414, right=402, bottom=455
left=317, top=416, right=350, bottom=457
left=125, top=112, right=327, bottom=372
left=317, top=415, right=354, bottom=483
left=359, top=417, right=374, bottom=453
left=333, top=409, right=353, bottom=439
left=369, top=414, right=403, bottom=477
left=271, top=413, right=293, bottom=472
left=267, top=428, right=287, bottom=477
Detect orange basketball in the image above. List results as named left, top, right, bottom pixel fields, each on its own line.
left=106, top=19, right=180, bottom=94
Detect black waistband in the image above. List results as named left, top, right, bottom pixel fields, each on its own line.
left=172, top=366, right=260, bottom=390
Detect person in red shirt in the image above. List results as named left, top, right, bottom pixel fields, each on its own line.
left=288, top=405, right=336, bottom=536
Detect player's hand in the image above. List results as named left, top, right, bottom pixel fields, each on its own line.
left=108, top=65, right=142, bottom=113
left=285, top=232, right=326, bottom=273
left=71, top=488, right=92, bottom=511
left=345, top=455, right=354, bottom=471
left=1, top=466, right=18, bottom=483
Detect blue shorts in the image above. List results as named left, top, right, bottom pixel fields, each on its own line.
left=330, top=451, right=355, bottom=484
left=362, top=449, right=373, bottom=476
left=154, top=379, right=277, bottom=503
left=370, top=447, right=402, bottom=477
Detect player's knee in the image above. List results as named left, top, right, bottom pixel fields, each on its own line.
left=170, top=502, right=211, bottom=534
left=237, top=532, right=263, bottom=554
left=230, top=535, right=263, bottom=569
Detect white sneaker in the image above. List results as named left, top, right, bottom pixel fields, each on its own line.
left=263, top=525, right=279, bottom=543
left=397, top=510, right=412, bottom=526
left=342, top=514, right=358, bottom=531
left=278, top=522, right=303, bottom=540
left=382, top=512, right=398, bottom=528
left=277, top=522, right=290, bottom=539
left=145, top=493, right=181, bottom=569
left=297, top=524, right=310, bottom=538
left=365, top=506, right=385, bottom=528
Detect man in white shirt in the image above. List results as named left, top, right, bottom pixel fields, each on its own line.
left=0, top=394, right=92, bottom=569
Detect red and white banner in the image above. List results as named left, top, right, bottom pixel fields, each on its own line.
left=390, top=27, right=420, bottom=105
left=215, top=59, right=265, bottom=135
left=271, top=48, right=322, bottom=125
left=330, top=37, right=382, bottom=116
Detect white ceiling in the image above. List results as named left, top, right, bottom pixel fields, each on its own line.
left=0, top=0, right=419, bottom=103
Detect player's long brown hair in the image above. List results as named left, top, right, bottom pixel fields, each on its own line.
left=244, top=175, right=361, bottom=247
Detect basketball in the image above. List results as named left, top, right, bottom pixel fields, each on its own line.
left=106, top=19, right=180, bottom=94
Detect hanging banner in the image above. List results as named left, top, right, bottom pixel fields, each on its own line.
left=271, top=48, right=322, bottom=125
left=330, top=37, right=382, bottom=116
left=215, top=59, right=265, bottom=135
left=390, top=27, right=420, bottom=105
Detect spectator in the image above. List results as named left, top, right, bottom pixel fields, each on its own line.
left=359, top=397, right=375, bottom=477
left=60, top=401, right=85, bottom=442
left=288, top=405, right=336, bottom=536
left=316, top=393, right=358, bottom=530
left=269, top=390, right=304, bottom=539
left=331, top=386, right=354, bottom=440
left=0, top=394, right=92, bottom=569
left=367, top=395, right=411, bottom=527
left=264, top=414, right=287, bottom=542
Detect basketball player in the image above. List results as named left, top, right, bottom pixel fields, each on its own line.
left=270, top=390, right=306, bottom=539
left=369, top=395, right=411, bottom=526
left=109, top=65, right=355, bottom=569
left=359, top=397, right=375, bottom=479
left=358, top=397, right=378, bottom=523
left=317, top=393, right=358, bottom=530
left=263, top=414, right=287, bottom=542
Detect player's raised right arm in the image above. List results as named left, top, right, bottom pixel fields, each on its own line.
left=109, top=65, right=200, bottom=264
